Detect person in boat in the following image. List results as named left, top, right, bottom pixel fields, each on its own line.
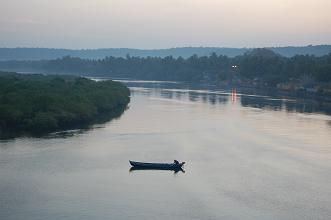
left=174, top=160, right=179, bottom=165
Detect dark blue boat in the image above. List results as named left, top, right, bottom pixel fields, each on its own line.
left=129, top=160, right=185, bottom=170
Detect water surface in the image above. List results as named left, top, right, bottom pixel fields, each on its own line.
left=1, top=81, right=331, bottom=220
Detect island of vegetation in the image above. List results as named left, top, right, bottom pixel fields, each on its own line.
left=0, top=72, right=130, bottom=138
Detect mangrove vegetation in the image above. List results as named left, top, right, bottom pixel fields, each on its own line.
left=0, top=72, right=130, bottom=138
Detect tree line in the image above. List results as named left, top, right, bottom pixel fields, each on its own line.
left=0, top=48, right=330, bottom=86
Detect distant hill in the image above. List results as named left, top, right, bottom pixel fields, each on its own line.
left=244, top=48, right=282, bottom=58
left=269, top=45, right=331, bottom=57
left=0, top=47, right=247, bottom=60
left=0, top=45, right=330, bottom=61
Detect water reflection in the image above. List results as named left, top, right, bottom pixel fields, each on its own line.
left=240, top=95, right=331, bottom=115
left=240, top=96, right=283, bottom=111
left=44, top=129, right=89, bottom=139
left=128, top=81, right=331, bottom=117
left=160, top=90, right=174, bottom=99
left=231, top=89, right=237, bottom=103
left=0, top=104, right=128, bottom=140
left=129, top=167, right=185, bottom=173
left=188, top=91, right=200, bottom=102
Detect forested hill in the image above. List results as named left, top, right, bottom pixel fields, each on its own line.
left=1, top=45, right=331, bottom=60
left=0, top=72, right=130, bottom=138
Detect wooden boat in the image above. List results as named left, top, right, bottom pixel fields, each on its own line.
left=129, top=160, right=185, bottom=170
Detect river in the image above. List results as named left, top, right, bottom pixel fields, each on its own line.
left=1, top=80, right=331, bottom=220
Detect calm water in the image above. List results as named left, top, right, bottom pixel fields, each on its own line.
left=1, top=81, right=331, bottom=220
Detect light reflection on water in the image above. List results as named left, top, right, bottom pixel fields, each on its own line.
left=1, top=80, right=331, bottom=220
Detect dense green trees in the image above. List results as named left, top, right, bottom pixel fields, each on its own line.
left=49, top=50, right=330, bottom=85
left=0, top=48, right=330, bottom=86
left=0, top=72, right=130, bottom=137
left=231, top=49, right=331, bottom=85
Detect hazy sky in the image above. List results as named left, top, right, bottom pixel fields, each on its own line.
left=1, top=0, right=331, bottom=49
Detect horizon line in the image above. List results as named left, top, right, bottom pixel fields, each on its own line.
left=0, top=44, right=330, bottom=51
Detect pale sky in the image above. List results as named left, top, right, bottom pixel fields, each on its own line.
left=1, top=0, right=331, bottom=49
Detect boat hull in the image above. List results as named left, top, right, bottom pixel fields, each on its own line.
left=129, top=160, right=184, bottom=170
